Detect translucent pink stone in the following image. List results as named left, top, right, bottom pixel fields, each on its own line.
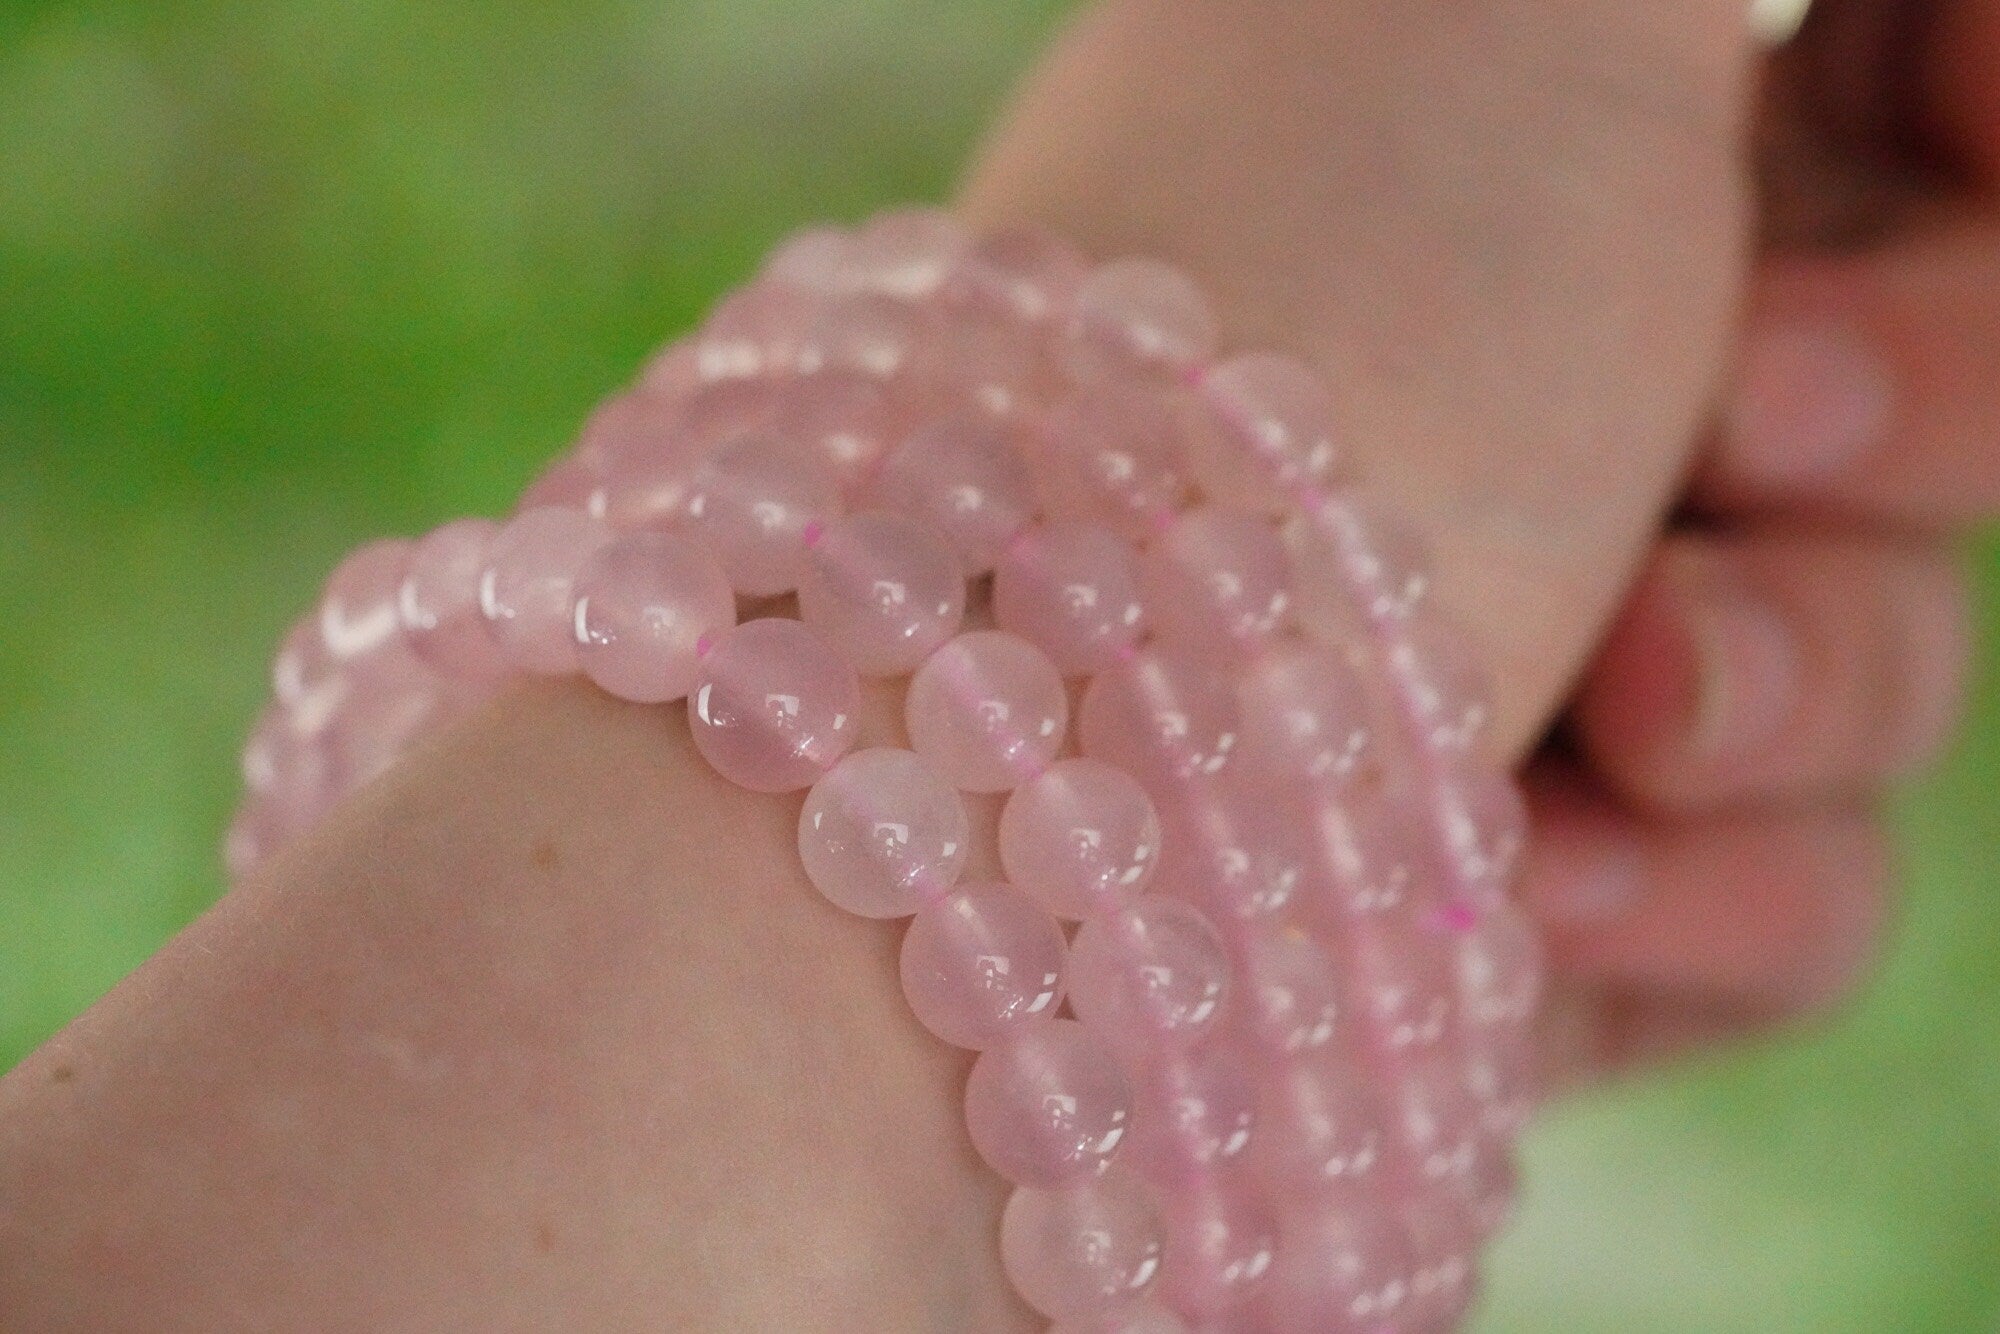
left=1150, top=770, right=1304, bottom=924
left=1381, top=1050, right=1482, bottom=1189
left=871, top=413, right=1037, bottom=574
left=998, top=758, right=1162, bottom=920
left=519, top=451, right=607, bottom=517
left=797, top=747, right=968, bottom=918
left=1000, top=1174, right=1163, bottom=1319
left=1041, top=387, right=1193, bottom=541
left=326, top=650, right=450, bottom=791
left=672, top=378, right=784, bottom=457
left=320, top=538, right=413, bottom=662
left=1079, top=644, right=1239, bottom=785
left=272, top=615, right=341, bottom=717
left=571, top=531, right=735, bottom=703
left=635, top=339, right=703, bottom=403
left=768, top=370, right=902, bottom=495
left=904, top=630, right=1068, bottom=793
left=1293, top=793, right=1434, bottom=927
left=1236, top=641, right=1375, bottom=784
left=1264, top=1202, right=1414, bottom=1334
left=695, top=281, right=821, bottom=380
left=1454, top=901, right=1542, bottom=1031
left=1157, top=1183, right=1278, bottom=1317
left=1254, top=1054, right=1386, bottom=1195
left=1286, top=495, right=1434, bottom=633
left=796, top=511, right=965, bottom=675
left=399, top=518, right=509, bottom=681
left=1192, top=352, right=1343, bottom=512
left=1140, top=508, right=1291, bottom=653
left=478, top=506, right=611, bottom=674
left=964, top=1019, right=1132, bottom=1187
left=1385, top=616, right=1496, bottom=759
left=839, top=206, right=967, bottom=299
left=799, top=293, right=931, bottom=379
left=1068, top=899, right=1233, bottom=1052
left=762, top=224, right=850, bottom=293
left=942, top=225, right=1089, bottom=326
left=1235, top=929, right=1342, bottom=1056
left=1462, top=1038, right=1537, bottom=1141
left=1400, top=1196, right=1479, bottom=1332
left=1059, top=257, right=1218, bottom=383
left=688, top=618, right=860, bottom=793
left=1429, top=764, right=1527, bottom=903
left=992, top=521, right=1146, bottom=675
left=242, top=701, right=338, bottom=835
left=1343, top=918, right=1454, bottom=1054
left=577, top=388, right=686, bottom=473
left=900, top=882, right=1066, bottom=1047
left=1047, top=1304, right=1190, bottom=1334
left=905, top=302, right=1048, bottom=419
left=1122, top=1046, right=1258, bottom=1181
left=684, top=433, right=842, bottom=597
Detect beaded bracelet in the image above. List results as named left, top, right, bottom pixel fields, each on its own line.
left=228, top=208, right=1543, bottom=1334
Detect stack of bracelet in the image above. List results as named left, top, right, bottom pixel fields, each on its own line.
left=227, top=208, right=1543, bottom=1334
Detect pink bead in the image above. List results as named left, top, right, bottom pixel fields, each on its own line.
left=992, top=521, right=1147, bottom=675
left=399, top=519, right=509, bottom=681
left=1235, top=640, right=1375, bottom=785
left=577, top=388, right=686, bottom=472
left=768, top=370, right=903, bottom=495
left=1123, top=1046, right=1258, bottom=1181
left=799, top=292, right=930, bottom=378
left=1400, top=1196, right=1479, bottom=1332
left=685, top=433, right=842, bottom=597
left=871, top=413, right=1037, bottom=574
left=1380, top=1051, right=1482, bottom=1190
left=1254, top=1054, right=1386, bottom=1195
left=1059, top=257, right=1218, bottom=383
left=1140, top=508, right=1291, bottom=653
left=796, top=511, right=965, bottom=675
left=1286, top=495, right=1434, bottom=633
left=1079, top=644, right=1239, bottom=785
left=762, top=224, right=850, bottom=293
left=1461, top=1038, right=1537, bottom=1141
left=905, top=301, right=1049, bottom=419
left=1150, top=770, right=1304, bottom=924
left=998, top=758, right=1162, bottom=920
left=519, top=451, right=607, bottom=517
left=1068, top=899, right=1232, bottom=1052
left=1192, top=352, right=1343, bottom=512
left=1001, top=1173, right=1164, bottom=1320
left=964, top=1019, right=1132, bottom=1187
left=320, top=538, right=413, bottom=662
left=797, top=747, right=968, bottom=918
left=695, top=281, right=821, bottom=380
left=635, top=339, right=703, bottom=403
left=942, top=225, right=1089, bottom=326
left=1343, top=918, right=1454, bottom=1055
left=571, top=531, right=735, bottom=703
left=1041, top=387, right=1193, bottom=541
left=1047, top=1304, right=1190, bottom=1334
left=688, top=618, right=860, bottom=793
left=478, top=506, right=611, bottom=674
left=1235, top=929, right=1343, bottom=1056
left=839, top=206, right=967, bottom=299
left=673, top=378, right=784, bottom=456
left=1454, top=901, right=1543, bottom=1031
left=1384, top=616, right=1496, bottom=759
left=272, top=614, right=341, bottom=720
left=1264, top=1201, right=1415, bottom=1334
left=1293, top=792, right=1432, bottom=925
left=1429, top=764, right=1527, bottom=902
left=325, top=650, right=450, bottom=791
left=904, top=630, right=1068, bottom=793
left=900, top=883, right=1067, bottom=1047
left=1157, top=1182, right=1278, bottom=1317
left=242, top=701, right=338, bottom=835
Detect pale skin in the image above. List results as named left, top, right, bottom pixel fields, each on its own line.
left=2, top=1, right=1995, bottom=1329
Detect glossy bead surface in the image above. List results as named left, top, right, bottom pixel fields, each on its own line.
left=797, top=511, right=965, bottom=675
left=900, top=882, right=1066, bottom=1047
left=572, top=531, right=735, bottom=703
left=1454, top=901, right=1542, bottom=1031
left=1042, top=387, right=1192, bottom=541
left=872, top=414, right=1037, bottom=574
left=1386, top=616, right=1496, bottom=758
left=1236, top=641, right=1374, bottom=784
left=1236, top=928, right=1343, bottom=1056
left=992, top=521, right=1146, bottom=675
left=841, top=206, right=966, bottom=299
left=1430, top=764, right=1527, bottom=902
left=1140, top=508, right=1291, bottom=653
left=905, top=630, right=1068, bottom=793
left=1193, top=352, right=1343, bottom=511
left=1344, top=917, right=1454, bottom=1054
left=1060, top=257, right=1218, bottom=382
left=398, top=518, right=508, bottom=681
left=943, top=225, right=1088, bottom=325
left=1158, top=1184, right=1278, bottom=1317
left=1264, top=1203, right=1414, bottom=1334
left=1001, top=1174, right=1164, bottom=1320
left=1151, top=770, right=1304, bottom=924
left=798, top=747, right=968, bottom=917
left=688, top=618, right=859, bottom=793
left=998, top=758, right=1162, bottom=920
left=768, top=370, right=902, bottom=494
left=695, top=281, right=819, bottom=380
left=1123, top=1046, right=1258, bottom=1181
left=1287, top=496, right=1434, bottom=633
left=800, top=293, right=929, bottom=378
left=320, top=538, right=413, bottom=662
left=479, top=506, right=611, bottom=674
left=1079, top=645, right=1239, bottom=785
left=1068, top=898, right=1232, bottom=1051
left=685, top=434, right=842, bottom=597
left=1254, top=1054, right=1385, bottom=1194
left=965, top=1019, right=1132, bottom=1187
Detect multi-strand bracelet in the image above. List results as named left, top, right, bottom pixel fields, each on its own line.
left=227, top=208, right=1543, bottom=1334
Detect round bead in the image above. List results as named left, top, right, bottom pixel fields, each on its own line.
left=478, top=506, right=611, bottom=674
left=398, top=518, right=508, bottom=681
left=1236, top=641, right=1375, bottom=785
left=797, top=511, right=965, bottom=675
left=965, top=1019, right=1132, bottom=1187
left=1264, top=1202, right=1415, bottom=1334
left=1192, top=352, right=1343, bottom=512
left=992, top=521, right=1146, bottom=675
left=1400, top=1196, right=1479, bottom=1332
left=320, top=538, right=413, bottom=662
left=998, top=758, right=1162, bottom=920
left=1001, top=1174, right=1164, bottom=1320
left=1140, top=508, right=1291, bottom=653
left=1122, top=1045, right=1258, bottom=1181
left=694, top=281, right=820, bottom=380
left=798, top=748, right=969, bottom=918
left=685, top=434, right=842, bottom=597
left=1380, top=1050, right=1482, bottom=1189
left=1430, top=764, right=1527, bottom=902
left=272, top=615, right=341, bottom=725
left=840, top=206, right=966, bottom=299
left=1151, top=770, right=1304, bottom=924
left=324, top=650, right=451, bottom=792
left=1041, top=387, right=1193, bottom=541
left=900, top=883, right=1066, bottom=1047
left=1295, top=793, right=1432, bottom=925
left=1157, top=1183, right=1278, bottom=1318
left=1079, top=644, right=1240, bottom=785
left=1344, top=917, right=1455, bottom=1054
left=1068, top=899, right=1232, bottom=1051
left=942, top=225, right=1088, bottom=325
left=1385, top=615, right=1496, bottom=758
left=1454, top=901, right=1543, bottom=1031
left=1254, top=1053, right=1386, bottom=1195
left=1235, top=928, right=1342, bottom=1056
left=799, top=292, right=930, bottom=378
left=572, top=531, right=735, bottom=703
left=762, top=224, right=850, bottom=293
left=1059, top=257, right=1218, bottom=383
left=1286, top=495, right=1434, bottom=633
left=520, top=451, right=606, bottom=517
left=768, top=370, right=903, bottom=495
left=872, top=414, right=1037, bottom=574
left=905, top=631, right=1068, bottom=793
left=576, top=387, right=684, bottom=472
left=688, top=618, right=860, bottom=793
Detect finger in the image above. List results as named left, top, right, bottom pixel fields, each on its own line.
left=1570, top=530, right=1971, bottom=810
left=1931, top=0, right=2000, bottom=182
left=1702, top=229, right=2000, bottom=525
left=1535, top=978, right=1787, bottom=1089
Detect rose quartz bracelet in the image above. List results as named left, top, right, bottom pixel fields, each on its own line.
left=228, top=208, right=1543, bottom=1334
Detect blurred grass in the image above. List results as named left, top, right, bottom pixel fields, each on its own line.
left=0, top=3, right=1995, bottom=1330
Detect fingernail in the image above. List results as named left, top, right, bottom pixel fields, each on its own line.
left=1689, top=576, right=1800, bottom=763
left=1725, top=321, right=1893, bottom=484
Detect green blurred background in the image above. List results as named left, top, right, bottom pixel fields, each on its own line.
left=2, top=2, right=1996, bottom=1329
